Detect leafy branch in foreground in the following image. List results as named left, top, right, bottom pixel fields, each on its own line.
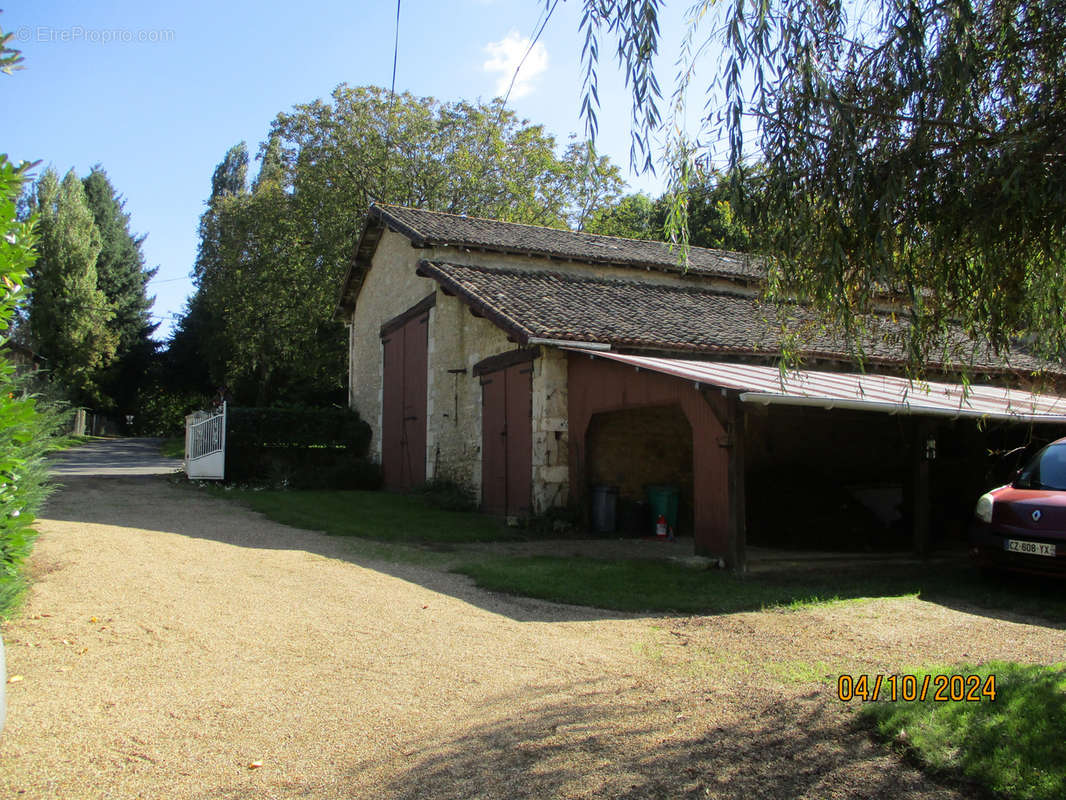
left=0, top=17, right=25, bottom=75
left=0, top=156, right=62, bottom=615
left=573, top=0, right=1066, bottom=372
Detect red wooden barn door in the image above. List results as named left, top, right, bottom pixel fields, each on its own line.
left=402, top=313, right=428, bottom=488
left=381, top=332, right=405, bottom=489
left=381, top=308, right=429, bottom=491
left=481, top=362, right=532, bottom=516
left=481, top=371, right=508, bottom=514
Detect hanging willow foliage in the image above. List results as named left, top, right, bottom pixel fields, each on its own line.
left=575, top=0, right=1066, bottom=372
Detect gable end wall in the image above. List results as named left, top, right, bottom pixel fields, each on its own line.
left=348, top=228, right=569, bottom=509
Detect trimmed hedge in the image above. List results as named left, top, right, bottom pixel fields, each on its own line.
left=226, top=406, right=372, bottom=451
left=224, top=406, right=378, bottom=489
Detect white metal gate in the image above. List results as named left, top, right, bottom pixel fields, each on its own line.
left=185, top=402, right=226, bottom=480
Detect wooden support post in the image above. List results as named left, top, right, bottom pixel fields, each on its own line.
left=727, top=396, right=747, bottom=574
left=703, top=389, right=747, bottom=574
left=912, top=418, right=932, bottom=557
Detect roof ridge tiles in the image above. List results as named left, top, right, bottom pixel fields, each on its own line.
left=373, top=202, right=745, bottom=256
left=370, top=203, right=763, bottom=281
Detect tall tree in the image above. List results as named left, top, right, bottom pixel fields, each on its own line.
left=684, top=168, right=766, bottom=253
left=82, top=168, right=157, bottom=351
left=210, top=141, right=249, bottom=201
left=195, top=157, right=323, bottom=405
left=82, top=167, right=158, bottom=413
left=557, top=140, right=625, bottom=231
left=573, top=0, right=1066, bottom=369
left=177, top=87, right=627, bottom=406
left=161, top=292, right=215, bottom=397
left=584, top=193, right=659, bottom=240
left=28, top=169, right=118, bottom=405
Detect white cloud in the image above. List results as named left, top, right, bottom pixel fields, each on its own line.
left=483, top=30, right=548, bottom=100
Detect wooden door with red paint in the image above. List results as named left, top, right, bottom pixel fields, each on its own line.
left=481, top=362, right=532, bottom=516
left=381, top=308, right=428, bottom=491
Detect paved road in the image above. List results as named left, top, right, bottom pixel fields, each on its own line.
left=47, top=437, right=182, bottom=477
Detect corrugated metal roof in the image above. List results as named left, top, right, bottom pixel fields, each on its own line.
left=566, top=349, right=1066, bottom=422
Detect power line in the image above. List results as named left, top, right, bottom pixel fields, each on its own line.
left=480, top=1, right=561, bottom=189
left=498, top=0, right=558, bottom=114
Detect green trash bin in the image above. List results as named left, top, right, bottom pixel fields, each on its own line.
left=645, top=484, right=679, bottom=536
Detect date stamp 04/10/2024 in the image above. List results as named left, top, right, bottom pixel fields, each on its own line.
left=836, top=673, right=997, bottom=703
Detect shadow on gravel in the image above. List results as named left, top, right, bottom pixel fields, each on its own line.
left=38, top=476, right=635, bottom=624
left=39, top=476, right=1066, bottom=630
left=209, top=691, right=968, bottom=800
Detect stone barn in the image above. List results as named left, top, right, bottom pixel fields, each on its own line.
left=337, top=204, right=1066, bottom=570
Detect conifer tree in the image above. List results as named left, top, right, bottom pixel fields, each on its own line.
left=82, top=167, right=158, bottom=412
left=29, top=168, right=118, bottom=405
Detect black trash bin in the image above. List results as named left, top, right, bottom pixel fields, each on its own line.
left=590, top=485, right=619, bottom=533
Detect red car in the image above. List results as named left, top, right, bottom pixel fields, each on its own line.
left=970, top=437, right=1066, bottom=576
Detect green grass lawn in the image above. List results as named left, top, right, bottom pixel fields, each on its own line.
left=218, top=488, right=518, bottom=544
left=860, top=661, right=1066, bottom=800
left=160, top=437, right=184, bottom=459
left=455, top=555, right=853, bottom=613
left=455, top=554, right=1066, bottom=619
left=207, top=485, right=1066, bottom=620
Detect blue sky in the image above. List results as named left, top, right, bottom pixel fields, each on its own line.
left=4, top=1, right=708, bottom=339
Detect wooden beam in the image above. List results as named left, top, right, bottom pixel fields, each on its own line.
left=472, top=346, right=541, bottom=377
left=379, top=293, right=436, bottom=339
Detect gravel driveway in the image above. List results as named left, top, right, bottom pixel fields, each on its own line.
left=1, top=468, right=1064, bottom=798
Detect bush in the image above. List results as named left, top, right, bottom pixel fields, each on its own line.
left=226, top=406, right=371, bottom=451
left=0, top=373, right=70, bottom=610
left=223, top=406, right=375, bottom=488
left=0, top=156, right=68, bottom=615
left=233, top=447, right=382, bottom=490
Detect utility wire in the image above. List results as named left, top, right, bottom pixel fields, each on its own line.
left=382, top=0, right=402, bottom=205
left=496, top=0, right=558, bottom=124
left=478, top=0, right=560, bottom=195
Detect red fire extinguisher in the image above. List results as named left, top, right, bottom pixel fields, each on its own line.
left=655, top=514, right=668, bottom=539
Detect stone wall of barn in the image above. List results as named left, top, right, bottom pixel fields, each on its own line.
left=585, top=405, right=695, bottom=533
left=347, top=229, right=572, bottom=511
left=530, top=347, right=569, bottom=512
left=425, top=291, right=512, bottom=496
left=348, top=229, right=437, bottom=465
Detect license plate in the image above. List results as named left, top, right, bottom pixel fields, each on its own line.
left=1005, top=539, right=1056, bottom=557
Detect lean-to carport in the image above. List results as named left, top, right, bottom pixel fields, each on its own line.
left=565, top=348, right=1066, bottom=571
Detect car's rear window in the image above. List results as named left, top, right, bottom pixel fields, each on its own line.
left=1015, top=443, right=1066, bottom=491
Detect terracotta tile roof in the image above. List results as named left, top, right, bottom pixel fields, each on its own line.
left=372, top=204, right=763, bottom=282
left=416, top=260, right=1057, bottom=377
